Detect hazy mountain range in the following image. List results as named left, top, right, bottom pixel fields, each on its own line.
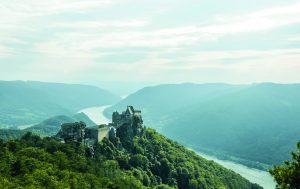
left=0, top=81, right=120, bottom=129
left=24, top=112, right=97, bottom=137
left=105, top=83, right=300, bottom=169
left=0, top=112, right=96, bottom=140
left=1, top=80, right=299, bottom=171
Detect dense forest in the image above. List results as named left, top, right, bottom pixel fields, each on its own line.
left=105, top=83, right=300, bottom=169
left=0, top=128, right=262, bottom=189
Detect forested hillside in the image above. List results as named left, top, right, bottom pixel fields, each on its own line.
left=0, top=81, right=120, bottom=129
left=105, top=83, right=300, bottom=168
left=0, top=129, right=26, bottom=141
left=25, top=112, right=97, bottom=137
left=104, top=83, right=246, bottom=124
left=0, top=113, right=96, bottom=140
left=0, top=128, right=262, bottom=189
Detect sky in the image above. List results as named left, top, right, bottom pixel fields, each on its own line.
left=1, top=0, right=300, bottom=87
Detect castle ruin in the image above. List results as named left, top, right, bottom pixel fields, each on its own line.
left=110, top=106, right=142, bottom=128
left=55, top=106, right=143, bottom=146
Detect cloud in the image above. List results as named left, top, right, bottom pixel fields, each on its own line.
left=0, top=0, right=112, bottom=17
left=51, top=19, right=147, bottom=29
left=288, top=36, right=300, bottom=41
left=30, top=1, right=300, bottom=56
left=147, top=2, right=300, bottom=38
left=249, top=2, right=300, bottom=17
left=75, top=48, right=300, bottom=83
left=172, top=48, right=300, bottom=69
left=0, top=0, right=300, bottom=83
left=0, top=0, right=114, bottom=56
left=0, top=46, right=15, bottom=58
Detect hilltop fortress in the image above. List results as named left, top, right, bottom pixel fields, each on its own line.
left=111, top=106, right=142, bottom=127
left=55, top=106, right=143, bottom=146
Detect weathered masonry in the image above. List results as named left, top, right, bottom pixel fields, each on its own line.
left=55, top=106, right=143, bottom=146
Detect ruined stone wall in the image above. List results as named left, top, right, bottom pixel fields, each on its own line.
left=98, top=126, right=110, bottom=141
left=85, top=127, right=98, bottom=142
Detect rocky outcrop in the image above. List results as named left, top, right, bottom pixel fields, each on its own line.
left=116, top=112, right=144, bottom=150
left=56, top=121, right=86, bottom=143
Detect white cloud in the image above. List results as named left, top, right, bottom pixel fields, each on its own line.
left=0, top=0, right=115, bottom=58
left=51, top=19, right=147, bottom=29
left=149, top=2, right=300, bottom=37
left=249, top=2, right=300, bottom=18
left=80, top=48, right=300, bottom=83
left=30, top=1, right=300, bottom=55
left=1, top=0, right=300, bottom=83
left=175, top=49, right=300, bottom=69
left=0, top=0, right=112, bottom=17
left=288, top=36, right=300, bottom=41
left=0, top=46, right=15, bottom=57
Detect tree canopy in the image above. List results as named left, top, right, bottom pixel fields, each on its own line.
left=0, top=128, right=262, bottom=189
left=270, top=141, right=300, bottom=189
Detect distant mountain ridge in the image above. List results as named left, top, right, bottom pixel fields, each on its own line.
left=0, top=80, right=121, bottom=128
left=25, top=112, right=97, bottom=137
left=104, top=83, right=248, bottom=123
left=0, top=112, right=96, bottom=140
left=105, top=83, right=300, bottom=169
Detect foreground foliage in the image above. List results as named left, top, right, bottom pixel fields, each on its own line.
left=0, top=129, right=261, bottom=189
left=270, top=141, right=300, bottom=189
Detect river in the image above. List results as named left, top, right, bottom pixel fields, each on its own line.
left=78, top=105, right=111, bottom=124
left=196, top=151, right=275, bottom=189
left=79, top=105, right=276, bottom=189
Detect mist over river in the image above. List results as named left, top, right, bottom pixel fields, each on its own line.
left=79, top=105, right=276, bottom=189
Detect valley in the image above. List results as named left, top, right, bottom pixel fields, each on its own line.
left=0, top=81, right=121, bottom=129
left=1, top=0, right=299, bottom=187
left=0, top=105, right=263, bottom=189
left=81, top=105, right=276, bottom=189
left=105, top=83, right=300, bottom=169
left=1, top=82, right=298, bottom=188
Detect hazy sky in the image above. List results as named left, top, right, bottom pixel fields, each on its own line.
left=1, top=0, right=300, bottom=85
